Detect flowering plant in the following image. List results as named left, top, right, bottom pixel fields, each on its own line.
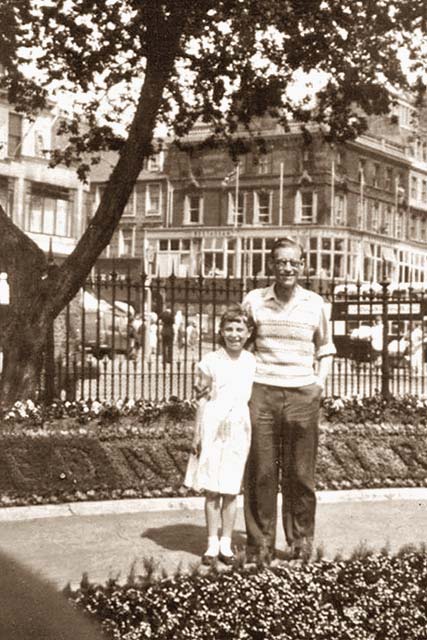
left=67, top=547, right=427, bottom=640
left=322, top=393, right=427, bottom=426
left=0, top=397, right=197, bottom=429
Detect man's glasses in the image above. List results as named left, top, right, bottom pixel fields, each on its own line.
left=273, top=259, right=303, bottom=270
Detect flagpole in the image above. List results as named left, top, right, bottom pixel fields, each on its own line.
left=360, top=170, right=365, bottom=229
left=394, top=176, right=399, bottom=237
left=330, top=158, right=335, bottom=225
left=279, top=162, right=284, bottom=227
left=234, top=162, right=240, bottom=228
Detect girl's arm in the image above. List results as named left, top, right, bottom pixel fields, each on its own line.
left=191, top=368, right=212, bottom=456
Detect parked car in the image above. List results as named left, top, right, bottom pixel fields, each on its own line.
left=76, top=292, right=135, bottom=359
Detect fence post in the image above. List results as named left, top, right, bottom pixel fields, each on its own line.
left=380, top=276, right=391, bottom=400
left=44, top=319, right=55, bottom=403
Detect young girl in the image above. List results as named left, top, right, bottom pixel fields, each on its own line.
left=184, top=304, right=256, bottom=565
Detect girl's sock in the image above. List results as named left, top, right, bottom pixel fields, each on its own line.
left=220, top=536, right=233, bottom=557
left=205, top=536, right=219, bottom=557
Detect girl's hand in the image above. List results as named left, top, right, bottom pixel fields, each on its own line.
left=191, top=437, right=201, bottom=457
left=194, top=382, right=211, bottom=401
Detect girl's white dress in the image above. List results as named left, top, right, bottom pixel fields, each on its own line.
left=184, top=348, right=256, bottom=495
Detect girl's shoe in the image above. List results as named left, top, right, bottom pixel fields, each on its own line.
left=218, top=552, right=235, bottom=566
left=201, top=554, right=217, bottom=566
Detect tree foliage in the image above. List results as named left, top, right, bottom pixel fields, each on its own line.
left=0, top=0, right=426, bottom=403
left=2, top=0, right=426, bottom=171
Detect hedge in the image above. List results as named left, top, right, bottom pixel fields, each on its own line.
left=0, top=395, right=427, bottom=506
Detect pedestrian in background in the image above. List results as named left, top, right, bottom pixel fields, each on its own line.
left=160, top=308, right=174, bottom=365
left=242, top=237, right=335, bottom=563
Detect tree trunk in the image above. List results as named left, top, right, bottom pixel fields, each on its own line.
left=0, top=205, right=55, bottom=406
left=0, top=10, right=187, bottom=406
left=1, top=314, right=50, bottom=406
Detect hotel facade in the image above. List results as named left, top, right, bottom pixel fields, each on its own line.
left=92, top=96, right=427, bottom=287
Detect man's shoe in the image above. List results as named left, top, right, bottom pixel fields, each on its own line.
left=245, top=547, right=273, bottom=565
left=218, top=552, right=235, bottom=566
left=201, top=554, right=217, bottom=566
left=290, top=538, right=313, bottom=562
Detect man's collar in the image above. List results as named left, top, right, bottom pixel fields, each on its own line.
left=264, top=283, right=311, bottom=303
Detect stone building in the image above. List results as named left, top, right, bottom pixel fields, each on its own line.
left=0, top=95, right=90, bottom=261
left=90, top=93, right=427, bottom=288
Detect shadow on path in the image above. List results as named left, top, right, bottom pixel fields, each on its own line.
left=142, top=524, right=248, bottom=555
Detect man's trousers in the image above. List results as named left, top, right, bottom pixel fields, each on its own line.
left=244, top=381, right=322, bottom=555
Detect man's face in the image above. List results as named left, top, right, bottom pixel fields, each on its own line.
left=269, top=244, right=303, bottom=290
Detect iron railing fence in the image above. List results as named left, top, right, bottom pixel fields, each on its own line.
left=36, top=273, right=427, bottom=402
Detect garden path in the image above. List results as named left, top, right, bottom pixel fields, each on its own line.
left=0, top=491, right=426, bottom=590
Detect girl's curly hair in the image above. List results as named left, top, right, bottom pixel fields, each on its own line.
left=217, top=303, right=256, bottom=348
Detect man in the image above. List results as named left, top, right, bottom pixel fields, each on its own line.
left=242, top=237, right=335, bottom=563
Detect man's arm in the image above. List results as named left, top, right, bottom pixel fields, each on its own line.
left=317, top=355, right=333, bottom=390
left=314, top=300, right=336, bottom=389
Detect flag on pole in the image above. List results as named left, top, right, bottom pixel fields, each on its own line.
left=186, top=156, right=200, bottom=188
left=222, top=164, right=238, bottom=187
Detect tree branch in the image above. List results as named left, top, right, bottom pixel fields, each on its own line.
left=51, top=11, right=187, bottom=316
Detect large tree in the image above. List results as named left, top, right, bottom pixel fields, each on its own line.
left=0, top=0, right=425, bottom=404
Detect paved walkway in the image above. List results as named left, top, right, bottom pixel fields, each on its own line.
left=0, top=489, right=426, bottom=590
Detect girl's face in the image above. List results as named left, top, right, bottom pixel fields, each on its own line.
left=221, top=319, right=251, bottom=355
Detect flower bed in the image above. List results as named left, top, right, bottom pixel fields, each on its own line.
left=67, top=547, right=427, bottom=639
left=0, top=395, right=426, bottom=507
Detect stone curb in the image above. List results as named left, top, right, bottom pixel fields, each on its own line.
left=1, top=487, right=427, bottom=522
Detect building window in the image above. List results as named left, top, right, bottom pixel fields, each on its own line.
left=396, top=212, right=403, bottom=238
left=123, top=189, right=136, bottom=217
left=411, top=176, right=418, bottom=200
left=295, top=190, right=317, bottom=223
left=254, top=190, right=272, bottom=224
left=227, top=192, right=247, bottom=225
left=409, top=215, right=417, bottom=238
left=257, top=154, right=270, bottom=175
left=8, top=113, right=22, bottom=158
left=334, top=194, right=347, bottom=226
left=0, top=177, right=14, bottom=218
left=373, top=163, right=380, bottom=188
left=203, top=238, right=225, bottom=277
left=118, top=228, right=135, bottom=257
left=383, top=205, right=393, bottom=235
left=157, top=238, right=191, bottom=277
left=26, top=183, right=71, bottom=237
left=357, top=197, right=367, bottom=230
left=398, top=103, right=413, bottom=128
left=146, top=152, right=164, bottom=172
left=385, top=167, right=393, bottom=191
left=371, top=201, right=380, bottom=232
left=421, top=217, right=427, bottom=242
left=184, top=194, right=203, bottom=224
left=308, top=236, right=349, bottom=280
left=146, top=183, right=161, bottom=216
left=421, top=180, right=427, bottom=203
left=358, top=158, right=366, bottom=183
